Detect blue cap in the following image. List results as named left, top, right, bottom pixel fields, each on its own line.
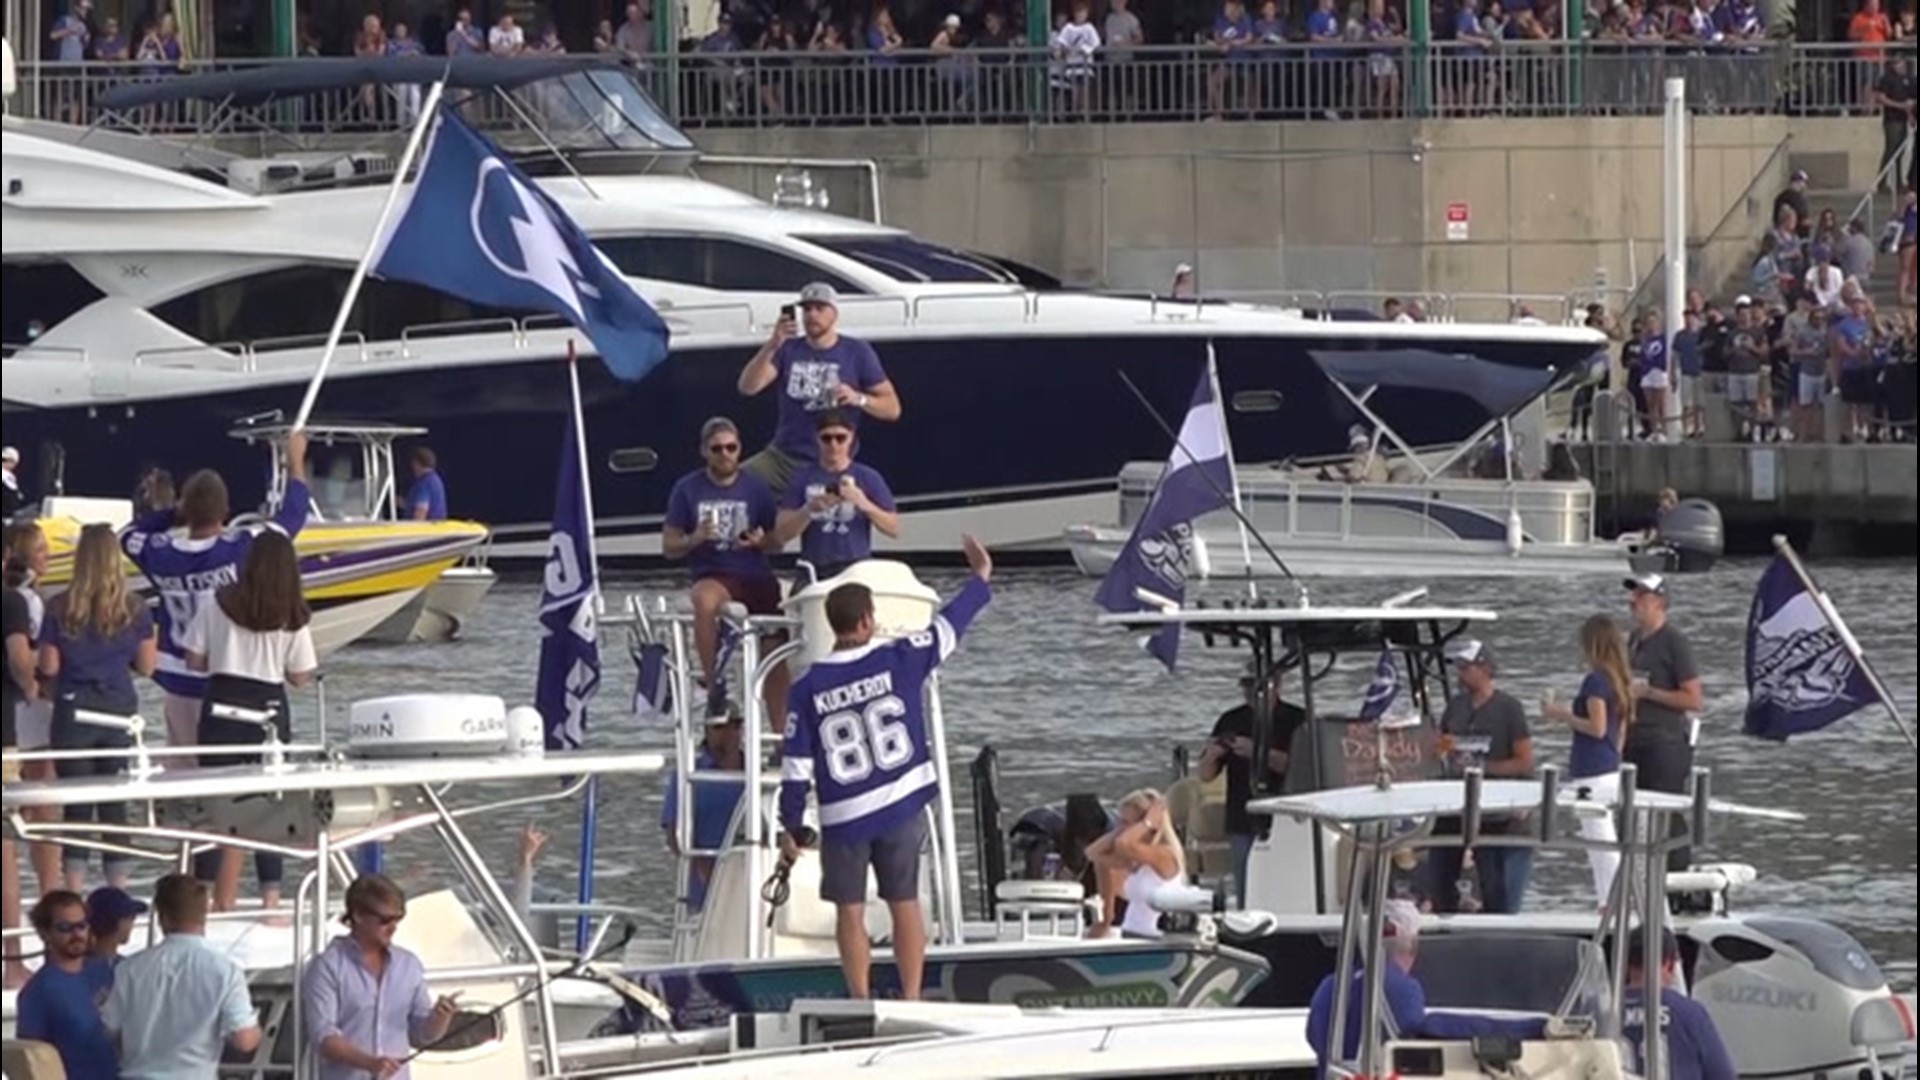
left=86, top=886, right=148, bottom=930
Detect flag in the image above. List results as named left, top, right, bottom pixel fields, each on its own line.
left=1743, top=554, right=1878, bottom=741
left=630, top=641, right=671, bottom=725
left=1095, top=366, right=1234, bottom=671
left=535, top=407, right=601, bottom=751
left=1358, top=649, right=1399, bottom=721
left=370, top=106, right=671, bottom=383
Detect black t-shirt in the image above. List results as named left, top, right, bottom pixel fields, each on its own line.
left=2, top=586, right=30, bottom=747
left=1700, top=319, right=1732, bottom=374
left=1878, top=68, right=1915, bottom=127
left=1209, top=701, right=1307, bottom=837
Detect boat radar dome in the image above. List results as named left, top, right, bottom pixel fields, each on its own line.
left=347, top=694, right=510, bottom=758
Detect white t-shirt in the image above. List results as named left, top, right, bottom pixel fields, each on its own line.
left=1804, top=266, right=1844, bottom=310
left=182, top=600, right=317, bottom=685
left=489, top=24, right=525, bottom=55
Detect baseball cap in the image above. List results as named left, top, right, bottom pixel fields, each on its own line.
left=86, top=886, right=149, bottom=930
left=1174, top=262, right=1194, bottom=276
left=1623, top=572, right=1668, bottom=596
left=0, top=446, right=17, bottom=464
left=798, top=282, right=839, bottom=308
left=1791, top=169, right=1809, bottom=183
left=1605, top=926, right=1680, bottom=965
left=1443, top=638, right=1494, bottom=667
left=1734, top=294, right=1754, bottom=308
left=706, top=699, right=744, bottom=725
left=1382, top=899, right=1422, bottom=941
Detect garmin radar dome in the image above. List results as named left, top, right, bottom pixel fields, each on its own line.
left=347, top=694, right=511, bottom=758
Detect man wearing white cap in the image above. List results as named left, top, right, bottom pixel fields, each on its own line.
left=1, top=446, right=21, bottom=521
left=737, top=283, right=901, bottom=499
left=1430, top=639, right=1535, bottom=914
left=1623, top=572, right=1703, bottom=872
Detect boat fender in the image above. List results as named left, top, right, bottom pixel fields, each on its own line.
left=506, top=706, right=546, bottom=756
left=1506, top=507, right=1525, bottom=556
left=346, top=694, right=510, bottom=758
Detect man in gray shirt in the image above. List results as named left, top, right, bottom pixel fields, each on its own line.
left=1624, top=573, right=1704, bottom=872
left=1429, top=639, right=1535, bottom=915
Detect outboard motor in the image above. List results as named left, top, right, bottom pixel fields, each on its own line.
left=1632, top=498, right=1725, bottom=575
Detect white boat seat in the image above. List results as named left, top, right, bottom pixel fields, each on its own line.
left=1, top=1039, right=68, bottom=1080
left=694, top=839, right=936, bottom=962
left=993, top=880, right=1087, bottom=941
left=1166, top=776, right=1233, bottom=881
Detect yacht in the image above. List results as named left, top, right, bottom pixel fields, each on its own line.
left=0, top=55, right=1609, bottom=561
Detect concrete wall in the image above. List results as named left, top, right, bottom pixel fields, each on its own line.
left=693, top=117, right=1887, bottom=308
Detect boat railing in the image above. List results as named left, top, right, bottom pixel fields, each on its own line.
left=131, top=341, right=255, bottom=372
left=401, top=315, right=524, bottom=356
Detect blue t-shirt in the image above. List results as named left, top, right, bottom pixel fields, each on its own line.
left=17, top=957, right=118, bottom=1080
left=408, top=470, right=448, bottom=521
left=1673, top=330, right=1703, bottom=378
left=1622, top=987, right=1739, bottom=1080
left=780, top=462, right=897, bottom=571
left=665, top=469, right=778, bottom=584
left=1640, top=333, right=1669, bottom=378
left=661, top=746, right=748, bottom=908
left=769, top=337, right=887, bottom=463
left=1568, top=670, right=1622, bottom=779
left=1454, top=9, right=1485, bottom=49
left=42, top=598, right=154, bottom=715
left=1214, top=12, right=1255, bottom=60
left=1833, top=315, right=1871, bottom=370
left=1306, top=966, right=1546, bottom=1075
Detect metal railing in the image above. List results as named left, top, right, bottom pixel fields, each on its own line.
left=5, top=43, right=1902, bottom=133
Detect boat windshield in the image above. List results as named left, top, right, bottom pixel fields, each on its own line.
left=798, top=235, right=1022, bottom=284
left=1411, top=932, right=1616, bottom=1033
left=502, top=68, right=697, bottom=155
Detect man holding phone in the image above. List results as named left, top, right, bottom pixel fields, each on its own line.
left=737, top=283, right=902, bottom=499
left=773, top=410, right=901, bottom=580
left=1198, top=664, right=1304, bottom=907
left=301, top=874, right=462, bottom=1079
left=1623, top=573, right=1705, bottom=873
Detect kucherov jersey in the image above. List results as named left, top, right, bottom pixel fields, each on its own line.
left=780, top=577, right=991, bottom=845
left=119, top=480, right=310, bottom=698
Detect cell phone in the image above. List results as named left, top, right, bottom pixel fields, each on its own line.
left=780, top=303, right=796, bottom=321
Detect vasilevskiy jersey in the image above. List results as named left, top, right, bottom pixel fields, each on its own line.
left=780, top=576, right=990, bottom=845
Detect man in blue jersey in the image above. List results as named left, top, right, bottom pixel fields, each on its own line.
left=773, top=410, right=900, bottom=581
left=778, top=533, right=993, bottom=1002
left=1307, top=899, right=1545, bottom=1073
left=406, top=446, right=448, bottom=521
left=1614, top=929, right=1737, bottom=1079
left=119, top=431, right=310, bottom=762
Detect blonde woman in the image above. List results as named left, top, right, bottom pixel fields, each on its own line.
left=1541, top=614, right=1635, bottom=907
left=40, top=524, right=158, bottom=891
left=1086, top=789, right=1188, bottom=939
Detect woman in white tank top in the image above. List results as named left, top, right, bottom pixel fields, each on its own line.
left=1086, top=789, right=1188, bottom=939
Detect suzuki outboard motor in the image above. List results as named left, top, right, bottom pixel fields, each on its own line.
left=1659, top=498, right=1724, bottom=572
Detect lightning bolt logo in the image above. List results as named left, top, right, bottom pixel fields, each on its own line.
left=469, top=157, right=601, bottom=320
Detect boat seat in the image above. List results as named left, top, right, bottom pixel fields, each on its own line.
left=1, top=1039, right=67, bottom=1080
left=1166, top=776, right=1233, bottom=882
left=694, top=837, right=936, bottom=962
left=992, top=880, right=1087, bottom=940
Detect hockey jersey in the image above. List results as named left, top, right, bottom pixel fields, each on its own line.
left=119, top=480, right=310, bottom=698
left=780, top=576, right=990, bottom=845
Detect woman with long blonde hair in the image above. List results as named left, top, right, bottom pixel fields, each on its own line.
left=1086, top=788, right=1189, bottom=939
left=1542, top=613, right=1635, bottom=907
left=40, top=524, right=157, bottom=890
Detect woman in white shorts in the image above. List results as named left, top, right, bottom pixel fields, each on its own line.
left=3, top=522, right=61, bottom=894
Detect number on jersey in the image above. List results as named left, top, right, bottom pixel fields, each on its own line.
left=819, top=695, right=913, bottom=786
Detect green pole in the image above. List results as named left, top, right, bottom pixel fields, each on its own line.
left=1410, top=0, right=1430, bottom=117
left=1026, top=0, right=1049, bottom=44
left=272, top=0, right=295, bottom=55
left=1026, top=0, right=1049, bottom=119
left=656, top=3, right=681, bottom=123
left=1566, top=5, right=1585, bottom=112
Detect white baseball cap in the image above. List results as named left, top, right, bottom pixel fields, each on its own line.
left=1623, top=572, right=1668, bottom=597
left=1443, top=638, right=1494, bottom=668
left=0, top=446, right=17, bottom=465
left=1382, top=899, right=1422, bottom=941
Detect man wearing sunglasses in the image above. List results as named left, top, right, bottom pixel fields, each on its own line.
left=302, top=874, right=461, bottom=1079
left=16, top=890, right=118, bottom=1080
left=664, top=416, right=791, bottom=730
left=774, top=411, right=901, bottom=582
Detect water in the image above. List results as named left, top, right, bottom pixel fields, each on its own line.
left=120, top=560, right=1920, bottom=974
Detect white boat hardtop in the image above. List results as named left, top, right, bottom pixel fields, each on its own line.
left=1247, top=779, right=1810, bottom=825
left=1097, top=605, right=1500, bottom=627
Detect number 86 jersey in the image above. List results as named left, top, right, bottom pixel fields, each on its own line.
left=779, top=576, right=991, bottom=846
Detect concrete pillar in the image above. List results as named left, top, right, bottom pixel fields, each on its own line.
left=1702, top=386, right=1737, bottom=442
left=1822, top=388, right=1848, bottom=444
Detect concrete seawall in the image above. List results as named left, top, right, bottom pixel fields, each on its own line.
left=695, top=117, right=1885, bottom=302
left=1573, top=441, right=1917, bottom=556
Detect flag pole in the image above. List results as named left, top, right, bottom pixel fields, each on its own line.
left=1771, top=535, right=1914, bottom=750
left=1205, top=342, right=1256, bottom=599
left=567, top=341, right=608, bottom=951
left=291, top=78, right=448, bottom=433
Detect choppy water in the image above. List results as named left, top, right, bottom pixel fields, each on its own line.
left=120, top=560, right=1918, bottom=976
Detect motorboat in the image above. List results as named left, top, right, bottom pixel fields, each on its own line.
left=226, top=418, right=497, bottom=643
left=0, top=53, right=1612, bottom=561
left=1065, top=350, right=1723, bottom=579
left=972, top=597, right=1915, bottom=1079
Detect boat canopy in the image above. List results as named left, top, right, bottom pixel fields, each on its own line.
left=1310, top=349, right=1561, bottom=420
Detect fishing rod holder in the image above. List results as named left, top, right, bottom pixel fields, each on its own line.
left=74, top=708, right=160, bottom=781
left=207, top=701, right=293, bottom=773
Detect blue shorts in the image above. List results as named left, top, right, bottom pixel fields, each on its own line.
left=820, top=814, right=925, bottom=905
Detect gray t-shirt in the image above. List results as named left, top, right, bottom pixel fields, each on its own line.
left=1439, top=689, right=1532, bottom=778
left=1104, top=10, right=1142, bottom=56
left=1628, top=623, right=1699, bottom=745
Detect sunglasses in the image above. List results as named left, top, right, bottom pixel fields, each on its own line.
left=817, top=431, right=851, bottom=445
left=357, top=908, right=406, bottom=927
left=706, top=442, right=740, bottom=456
left=51, top=919, right=89, bottom=935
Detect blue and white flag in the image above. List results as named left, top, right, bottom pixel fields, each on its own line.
left=1358, top=649, right=1400, bottom=721
left=630, top=642, right=671, bottom=725
left=371, top=106, right=670, bottom=382
left=535, top=408, right=601, bottom=751
left=1094, top=366, right=1234, bottom=671
left=1743, top=554, right=1878, bottom=741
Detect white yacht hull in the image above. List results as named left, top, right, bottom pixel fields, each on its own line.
left=363, top=566, right=499, bottom=643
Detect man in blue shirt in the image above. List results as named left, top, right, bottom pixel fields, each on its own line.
left=1307, top=899, right=1544, bottom=1073
left=662, top=701, right=749, bottom=911
left=16, top=890, right=118, bottom=1080
left=103, top=874, right=263, bottom=1075
left=407, top=446, right=448, bottom=522
left=663, top=417, right=789, bottom=728
left=1616, top=929, right=1738, bottom=1079
left=774, top=411, right=900, bottom=582
left=778, top=534, right=993, bottom=1002
left=737, top=283, right=901, bottom=499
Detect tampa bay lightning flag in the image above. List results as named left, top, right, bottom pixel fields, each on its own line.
left=1094, top=366, right=1234, bottom=672
left=535, top=408, right=601, bottom=751
left=1743, top=554, right=1880, bottom=741
left=370, top=106, right=671, bottom=382
left=1358, top=649, right=1400, bottom=721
